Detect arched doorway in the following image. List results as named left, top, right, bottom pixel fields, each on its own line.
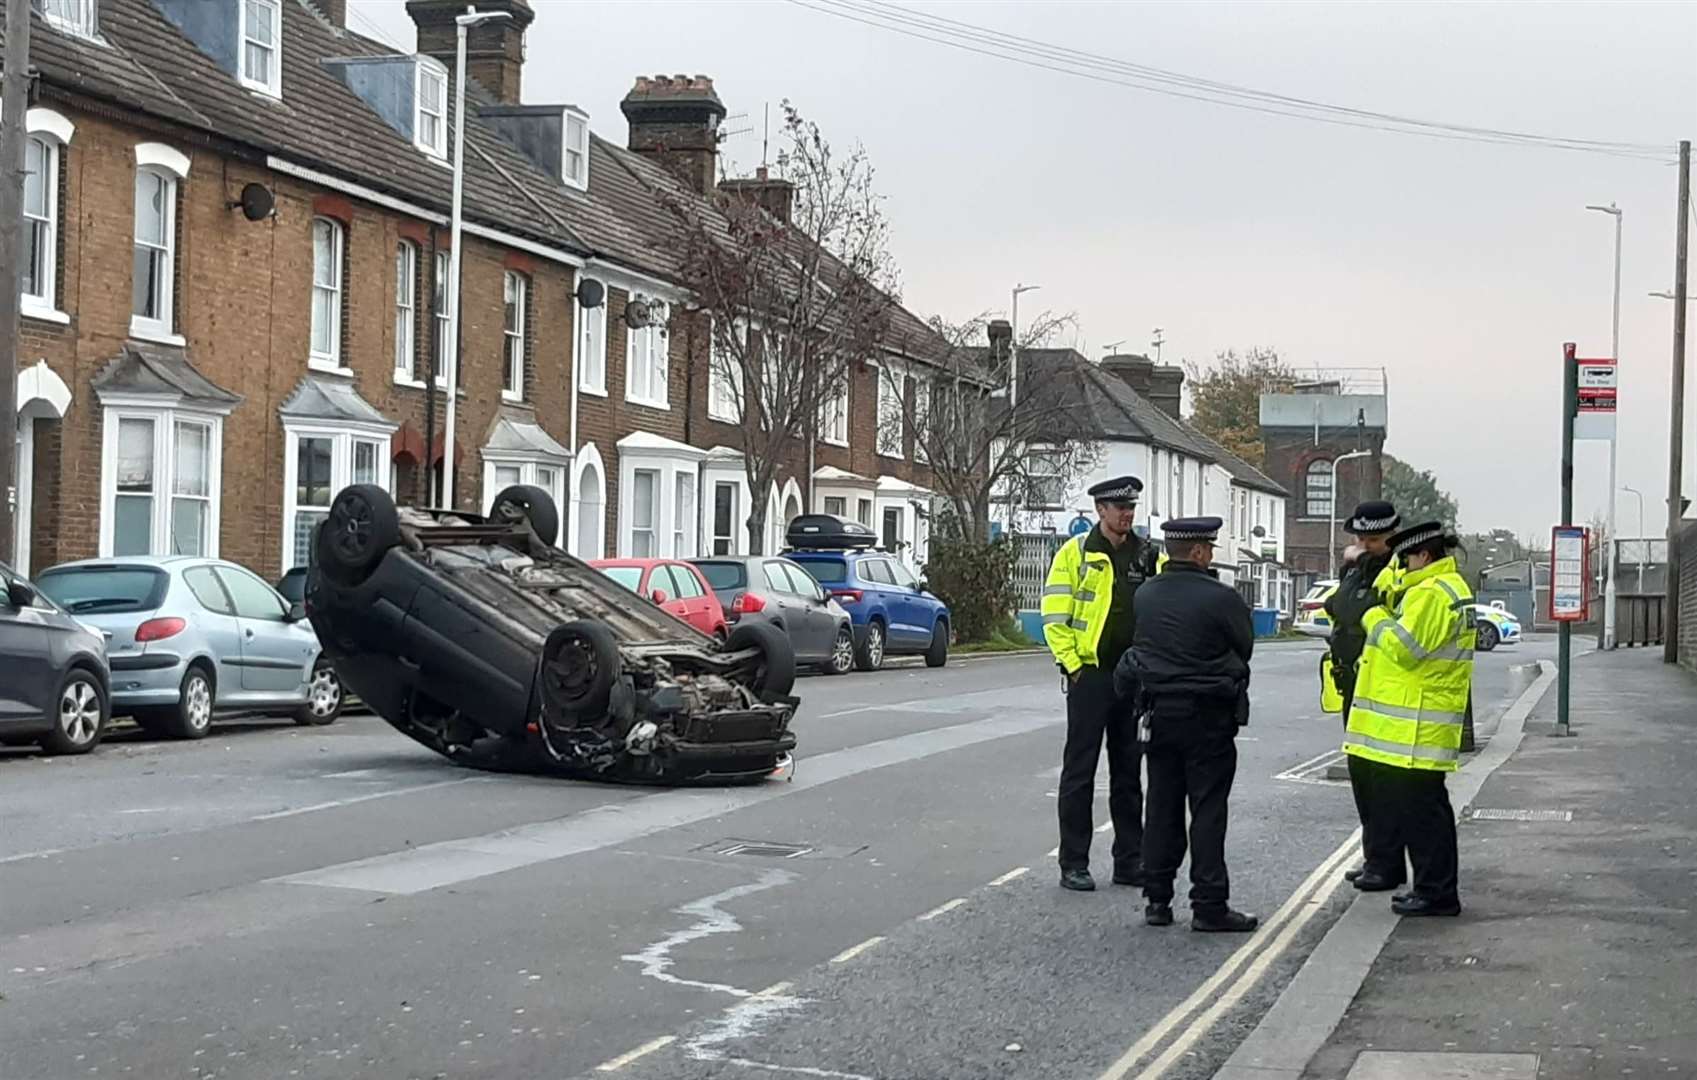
left=574, top=445, right=606, bottom=559
left=14, top=361, right=73, bottom=575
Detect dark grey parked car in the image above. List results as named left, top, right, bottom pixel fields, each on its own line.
left=0, top=560, right=111, bottom=755
left=690, top=556, right=855, bottom=676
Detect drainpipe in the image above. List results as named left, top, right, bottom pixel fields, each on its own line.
left=424, top=228, right=439, bottom=507
left=568, top=269, right=581, bottom=553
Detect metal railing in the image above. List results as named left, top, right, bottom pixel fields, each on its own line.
left=1012, top=532, right=1067, bottom=611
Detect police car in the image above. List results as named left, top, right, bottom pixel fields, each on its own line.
left=1294, top=579, right=1340, bottom=637
left=1469, top=602, right=1522, bottom=651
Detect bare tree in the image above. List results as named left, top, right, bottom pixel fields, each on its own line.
left=656, top=103, right=899, bottom=554
left=882, top=310, right=1101, bottom=541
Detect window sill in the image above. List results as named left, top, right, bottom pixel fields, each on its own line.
left=129, top=322, right=186, bottom=348
left=22, top=304, right=71, bottom=326
left=240, top=79, right=283, bottom=102
left=624, top=395, right=671, bottom=412
left=708, top=412, right=742, bottom=426
left=578, top=383, right=608, bottom=398
left=820, top=436, right=849, bottom=448
left=501, top=390, right=524, bottom=404
left=877, top=450, right=906, bottom=462
left=309, top=361, right=354, bottom=378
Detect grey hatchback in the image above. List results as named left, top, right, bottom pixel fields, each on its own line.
left=0, top=560, right=111, bottom=754
left=690, top=556, right=855, bottom=676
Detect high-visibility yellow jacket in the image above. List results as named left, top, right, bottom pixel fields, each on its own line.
left=1041, top=534, right=1166, bottom=674
left=1343, top=555, right=1475, bottom=772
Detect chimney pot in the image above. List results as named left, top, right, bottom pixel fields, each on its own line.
left=405, top=0, right=534, bottom=105
left=621, top=71, right=727, bottom=194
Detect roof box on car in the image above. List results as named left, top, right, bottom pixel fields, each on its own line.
left=785, top=514, right=876, bottom=551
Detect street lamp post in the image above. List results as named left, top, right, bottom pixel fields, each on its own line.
left=441, top=5, right=512, bottom=512
left=1326, top=449, right=1374, bottom=579
left=1587, top=202, right=1623, bottom=647
left=1622, top=484, right=1647, bottom=592
left=1007, top=283, right=1040, bottom=532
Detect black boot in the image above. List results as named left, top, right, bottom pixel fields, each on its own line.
left=1352, top=871, right=1403, bottom=892
left=1343, top=867, right=1364, bottom=882
left=1192, top=907, right=1259, bottom=933
left=1060, top=868, right=1096, bottom=892
left=1144, top=902, right=1174, bottom=927
left=1391, top=894, right=1461, bottom=917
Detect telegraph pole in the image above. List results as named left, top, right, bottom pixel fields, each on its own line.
left=1665, top=139, right=1690, bottom=665
left=0, top=0, right=34, bottom=566
left=1558, top=343, right=1577, bottom=736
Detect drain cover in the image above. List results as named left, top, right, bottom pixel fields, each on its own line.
left=1469, top=808, right=1573, bottom=822
left=716, top=841, right=814, bottom=858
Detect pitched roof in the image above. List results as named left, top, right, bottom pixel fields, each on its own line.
left=1179, top=426, right=1289, bottom=497
left=279, top=373, right=395, bottom=427
left=91, top=343, right=242, bottom=410
left=1015, top=349, right=1217, bottom=460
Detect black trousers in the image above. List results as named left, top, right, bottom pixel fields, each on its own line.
left=1141, top=700, right=1237, bottom=910
left=1057, top=666, right=1143, bottom=874
left=1353, top=756, right=1459, bottom=903
left=1339, top=673, right=1403, bottom=883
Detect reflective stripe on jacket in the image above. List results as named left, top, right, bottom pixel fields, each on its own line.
left=1041, top=538, right=1166, bottom=674
left=1343, top=556, right=1475, bottom=772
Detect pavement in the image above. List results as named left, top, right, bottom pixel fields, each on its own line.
left=0, top=635, right=1551, bottom=1080
left=1237, top=645, right=1697, bottom=1080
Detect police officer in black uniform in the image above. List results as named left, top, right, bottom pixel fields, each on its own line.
left=1118, top=517, right=1258, bottom=932
left=1052, top=476, right=1161, bottom=892
left=1323, top=500, right=1403, bottom=891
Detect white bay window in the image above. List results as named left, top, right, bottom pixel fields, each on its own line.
left=101, top=408, right=224, bottom=558
left=481, top=457, right=567, bottom=541
left=283, top=424, right=391, bottom=573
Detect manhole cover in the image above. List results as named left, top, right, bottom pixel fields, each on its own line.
left=716, top=841, right=813, bottom=858
left=1469, top=808, right=1572, bottom=822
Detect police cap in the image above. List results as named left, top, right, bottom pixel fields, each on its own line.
left=1388, top=520, right=1447, bottom=557
left=1160, top=516, right=1223, bottom=544
left=1088, top=476, right=1143, bottom=505
left=1346, top=501, right=1400, bottom=536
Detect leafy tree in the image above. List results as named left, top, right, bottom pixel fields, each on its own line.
left=921, top=527, right=1019, bottom=643
left=1184, top=348, right=1296, bottom=468
left=1381, top=454, right=1460, bottom=528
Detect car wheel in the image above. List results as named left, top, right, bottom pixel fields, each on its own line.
left=168, top=665, right=216, bottom=739
left=39, top=670, right=107, bottom=756
left=490, top=484, right=560, bottom=547
left=924, top=618, right=949, bottom=668
left=541, top=619, right=620, bottom=718
left=1476, top=623, right=1499, bottom=652
left=854, top=619, right=886, bottom=672
left=295, top=658, right=345, bottom=726
left=726, top=620, right=797, bottom=699
left=825, top=625, right=854, bottom=675
left=318, top=484, right=401, bottom=586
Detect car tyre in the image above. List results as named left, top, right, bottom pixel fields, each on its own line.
left=490, top=484, right=560, bottom=547
left=318, top=484, right=401, bottom=586
left=1476, top=622, right=1499, bottom=652
left=924, top=618, right=949, bottom=668
left=169, top=664, right=216, bottom=739
left=295, top=657, right=345, bottom=726
left=824, top=625, right=854, bottom=676
left=854, top=619, right=886, bottom=672
left=727, top=620, right=797, bottom=699
left=541, top=619, right=620, bottom=717
left=39, top=669, right=107, bottom=756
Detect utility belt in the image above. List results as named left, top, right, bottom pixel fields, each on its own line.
left=1133, top=685, right=1248, bottom=744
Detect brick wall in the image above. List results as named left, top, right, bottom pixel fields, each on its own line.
left=1679, top=522, right=1697, bottom=674
left=18, top=101, right=576, bottom=577
left=1262, top=428, right=1384, bottom=577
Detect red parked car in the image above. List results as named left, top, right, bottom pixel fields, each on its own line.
left=590, top=559, right=729, bottom=641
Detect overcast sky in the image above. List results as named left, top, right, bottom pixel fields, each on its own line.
left=350, top=0, right=1697, bottom=539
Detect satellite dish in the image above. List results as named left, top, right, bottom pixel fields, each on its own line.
left=623, top=298, right=652, bottom=329
left=576, top=278, right=605, bottom=309
left=235, top=183, right=275, bottom=222
left=1252, top=525, right=1266, bottom=538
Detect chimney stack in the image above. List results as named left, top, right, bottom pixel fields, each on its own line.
left=1101, top=354, right=1184, bottom=420
left=1101, top=353, right=1155, bottom=395
left=308, top=0, right=347, bottom=27
left=405, top=0, right=535, bottom=105
left=620, top=74, right=726, bottom=195
left=719, top=165, right=794, bottom=223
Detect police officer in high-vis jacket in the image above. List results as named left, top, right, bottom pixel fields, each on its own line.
left=1042, top=476, right=1162, bottom=892
left=1343, top=520, right=1475, bottom=917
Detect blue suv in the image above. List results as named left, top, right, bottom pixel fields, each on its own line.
left=785, top=515, right=950, bottom=671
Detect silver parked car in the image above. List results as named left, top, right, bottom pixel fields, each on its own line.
left=34, top=557, right=342, bottom=738
left=690, top=555, right=855, bottom=676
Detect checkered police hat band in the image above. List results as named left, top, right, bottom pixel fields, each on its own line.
left=1393, top=527, right=1445, bottom=554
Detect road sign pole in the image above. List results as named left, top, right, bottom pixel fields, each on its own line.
left=1558, top=343, right=1578, bottom=736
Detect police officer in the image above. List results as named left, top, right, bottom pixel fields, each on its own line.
left=1121, top=517, right=1258, bottom=932
left=1343, top=521, right=1474, bottom=917
left=1042, top=476, right=1161, bottom=892
left=1323, top=500, right=1402, bottom=890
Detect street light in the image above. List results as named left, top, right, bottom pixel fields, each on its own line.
left=441, top=4, right=513, bottom=512
left=1649, top=290, right=1697, bottom=301
left=1326, top=449, right=1374, bottom=579
left=1586, top=202, right=1622, bottom=648
left=1006, top=283, right=1040, bottom=532
left=1622, top=484, right=1647, bottom=592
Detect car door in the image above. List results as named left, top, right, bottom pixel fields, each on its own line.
left=886, top=559, right=929, bottom=648
left=0, top=565, right=55, bottom=726
left=662, top=563, right=710, bottom=635
left=760, top=559, right=820, bottom=660
left=214, top=565, right=315, bottom=698
left=858, top=557, right=901, bottom=644
left=783, top=562, right=842, bottom=651
left=180, top=565, right=248, bottom=700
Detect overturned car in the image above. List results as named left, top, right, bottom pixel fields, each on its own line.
left=305, top=483, right=798, bottom=784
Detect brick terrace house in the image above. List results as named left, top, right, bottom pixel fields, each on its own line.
left=3, top=0, right=950, bottom=578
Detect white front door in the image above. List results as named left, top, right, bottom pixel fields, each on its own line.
left=12, top=420, right=32, bottom=575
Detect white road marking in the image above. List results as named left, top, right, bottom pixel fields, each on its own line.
left=829, top=936, right=885, bottom=963
left=595, top=1035, right=676, bottom=1071
left=115, top=807, right=179, bottom=815
left=988, top=867, right=1029, bottom=886
left=1273, top=749, right=1345, bottom=783
left=278, top=710, right=1059, bottom=895
left=752, top=981, right=793, bottom=999
left=1047, top=847, right=1060, bottom=858
left=622, top=869, right=797, bottom=997
left=250, top=777, right=485, bottom=821
left=918, top=898, right=968, bottom=921
left=1095, top=830, right=1362, bottom=1080
left=0, top=847, right=66, bottom=865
